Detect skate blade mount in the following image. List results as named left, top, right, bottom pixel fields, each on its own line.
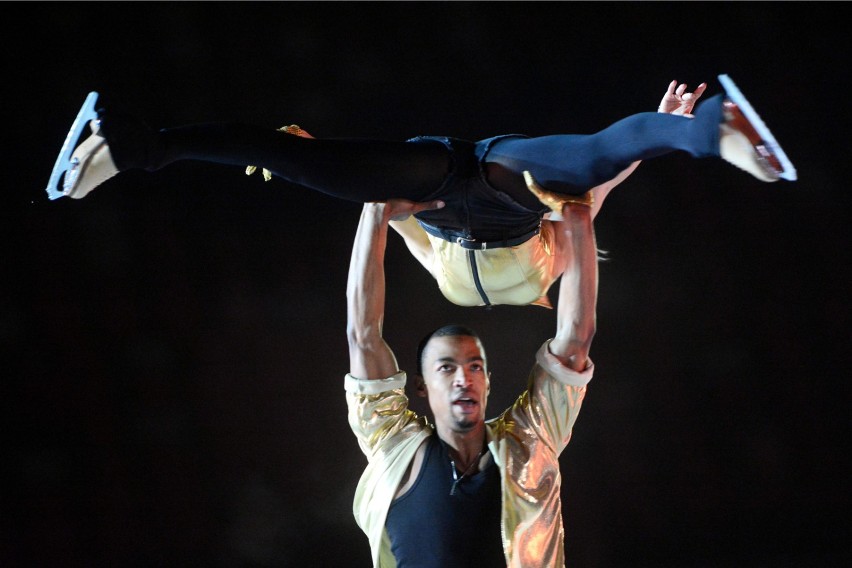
left=718, top=75, right=797, bottom=181
left=45, top=91, right=100, bottom=200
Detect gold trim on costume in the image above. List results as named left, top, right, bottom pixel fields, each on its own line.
left=523, top=170, right=594, bottom=213
left=246, top=124, right=304, bottom=182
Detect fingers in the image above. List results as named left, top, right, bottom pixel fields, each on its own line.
left=417, top=200, right=445, bottom=212
left=666, top=80, right=709, bottom=106
left=665, top=79, right=678, bottom=97
left=659, top=79, right=708, bottom=118
left=386, top=199, right=444, bottom=222
left=678, top=81, right=708, bottom=99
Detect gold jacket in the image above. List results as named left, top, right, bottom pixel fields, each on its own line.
left=345, top=340, right=593, bottom=567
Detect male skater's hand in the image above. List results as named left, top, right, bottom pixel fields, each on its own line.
left=382, top=198, right=445, bottom=222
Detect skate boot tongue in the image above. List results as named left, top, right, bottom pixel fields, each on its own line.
left=62, top=120, right=119, bottom=199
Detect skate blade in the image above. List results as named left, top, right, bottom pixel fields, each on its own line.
left=45, top=91, right=100, bottom=200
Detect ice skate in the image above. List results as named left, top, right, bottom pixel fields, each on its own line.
left=718, top=74, right=797, bottom=182
left=45, top=91, right=119, bottom=200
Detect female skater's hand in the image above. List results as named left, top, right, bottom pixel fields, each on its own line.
left=658, top=80, right=707, bottom=117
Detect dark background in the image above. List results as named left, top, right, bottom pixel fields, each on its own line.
left=4, top=2, right=850, bottom=567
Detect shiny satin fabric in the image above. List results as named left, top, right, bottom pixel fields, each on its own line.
left=426, top=221, right=562, bottom=309
left=345, top=341, right=593, bottom=567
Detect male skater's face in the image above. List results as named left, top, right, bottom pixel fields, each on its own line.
left=419, top=335, right=490, bottom=433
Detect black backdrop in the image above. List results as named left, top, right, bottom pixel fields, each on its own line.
left=4, top=2, right=850, bottom=567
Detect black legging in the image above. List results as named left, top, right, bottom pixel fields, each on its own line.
left=103, top=94, right=724, bottom=208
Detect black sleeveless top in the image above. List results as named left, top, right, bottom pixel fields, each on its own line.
left=385, top=435, right=504, bottom=567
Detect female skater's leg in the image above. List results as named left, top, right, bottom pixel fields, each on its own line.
left=94, top=108, right=451, bottom=203
left=483, top=94, right=723, bottom=202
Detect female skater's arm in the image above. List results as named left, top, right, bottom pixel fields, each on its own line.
left=586, top=80, right=708, bottom=219
left=389, top=216, right=436, bottom=274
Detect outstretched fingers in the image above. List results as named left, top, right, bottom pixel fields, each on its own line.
left=384, top=197, right=445, bottom=222
left=659, top=80, right=708, bottom=116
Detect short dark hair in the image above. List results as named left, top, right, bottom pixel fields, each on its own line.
left=416, top=324, right=482, bottom=376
